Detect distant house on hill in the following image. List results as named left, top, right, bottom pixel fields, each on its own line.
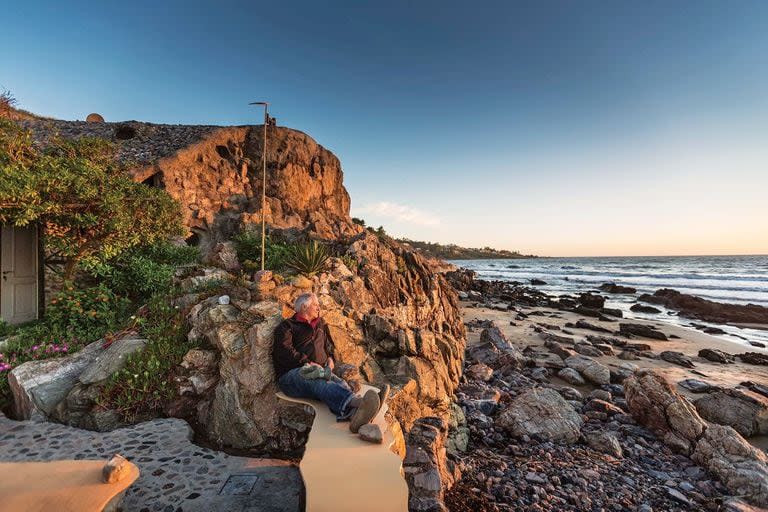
left=0, top=224, right=43, bottom=325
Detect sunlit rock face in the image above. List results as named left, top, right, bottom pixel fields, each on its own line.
left=130, top=125, right=361, bottom=253
left=177, top=250, right=465, bottom=455
left=21, top=118, right=467, bottom=451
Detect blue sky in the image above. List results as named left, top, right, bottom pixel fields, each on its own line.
left=3, top=1, right=767, bottom=256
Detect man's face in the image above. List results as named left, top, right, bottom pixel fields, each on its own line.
left=303, top=297, right=321, bottom=321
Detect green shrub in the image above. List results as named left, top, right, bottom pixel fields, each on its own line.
left=46, top=283, right=131, bottom=342
left=85, top=241, right=199, bottom=303
left=233, top=229, right=291, bottom=271
left=99, top=293, right=198, bottom=422
left=340, top=254, right=358, bottom=273
left=0, top=121, right=184, bottom=279
left=286, top=240, right=330, bottom=275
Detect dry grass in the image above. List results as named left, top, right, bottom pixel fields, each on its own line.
left=0, top=88, right=16, bottom=118
left=0, top=89, right=44, bottom=120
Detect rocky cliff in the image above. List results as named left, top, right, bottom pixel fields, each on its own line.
left=20, top=117, right=466, bottom=452
left=21, top=120, right=359, bottom=253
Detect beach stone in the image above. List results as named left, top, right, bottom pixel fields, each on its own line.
left=469, top=325, right=525, bottom=368
left=629, top=304, right=661, bottom=315
left=618, top=350, right=641, bottom=360
left=564, top=355, right=610, bottom=385
left=584, top=398, right=625, bottom=417
left=79, top=336, right=147, bottom=384
left=573, top=343, right=604, bottom=357
left=678, top=379, right=714, bottom=394
left=694, top=389, right=768, bottom=437
left=574, top=320, right=612, bottom=334
left=557, top=387, right=583, bottom=401
left=631, top=304, right=662, bottom=314
left=738, top=352, right=768, bottom=366
left=496, top=387, right=583, bottom=443
left=545, top=341, right=576, bottom=360
left=578, top=293, right=605, bottom=309
left=599, top=283, right=636, bottom=294
left=557, top=368, right=585, bottom=386
left=359, top=423, right=383, bottom=444
left=619, top=323, right=668, bottom=341
left=584, top=430, right=623, bottom=457
left=698, top=348, right=735, bottom=364
left=466, top=363, right=493, bottom=382
left=660, top=351, right=695, bottom=368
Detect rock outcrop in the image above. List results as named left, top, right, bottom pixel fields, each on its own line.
left=624, top=369, right=768, bottom=506
left=695, top=389, right=768, bottom=438
left=19, top=117, right=467, bottom=458
left=20, top=119, right=361, bottom=254
left=403, top=417, right=458, bottom=512
left=638, top=288, right=768, bottom=325
left=9, top=340, right=103, bottom=421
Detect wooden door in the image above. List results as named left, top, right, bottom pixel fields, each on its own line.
left=1, top=225, right=38, bottom=324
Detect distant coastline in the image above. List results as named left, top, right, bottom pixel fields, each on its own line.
left=396, top=238, right=537, bottom=260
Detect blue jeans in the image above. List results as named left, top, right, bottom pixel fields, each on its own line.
left=277, top=367, right=355, bottom=420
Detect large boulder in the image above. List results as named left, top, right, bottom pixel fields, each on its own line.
left=624, top=369, right=768, bottom=507
left=53, top=335, right=148, bottom=430
left=9, top=341, right=102, bottom=420
left=695, top=389, right=768, bottom=438
left=78, top=336, right=147, bottom=385
left=496, top=387, right=583, bottom=443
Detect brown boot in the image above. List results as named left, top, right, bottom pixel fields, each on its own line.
left=350, top=390, right=380, bottom=433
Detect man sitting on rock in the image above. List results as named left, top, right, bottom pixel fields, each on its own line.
left=273, top=292, right=388, bottom=433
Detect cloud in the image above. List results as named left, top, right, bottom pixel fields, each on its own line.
left=355, top=201, right=441, bottom=226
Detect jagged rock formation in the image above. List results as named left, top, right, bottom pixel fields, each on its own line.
left=17, top=116, right=467, bottom=456
left=624, top=369, right=768, bottom=507
left=20, top=120, right=360, bottom=252
left=638, top=288, right=768, bottom=325
left=170, top=239, right=465, bottom=454
left=403, top=417, right=459, bottom=512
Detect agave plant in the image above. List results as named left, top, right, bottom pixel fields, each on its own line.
left=286, top=240, right=330, bottom=275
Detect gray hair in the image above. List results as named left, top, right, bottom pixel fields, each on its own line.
left=294, top=293, right=317, bottom=313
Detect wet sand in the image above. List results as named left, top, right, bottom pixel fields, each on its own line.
left=277, top=384, right=407, bottom=512
left=0, top=459, right=139, bottom=511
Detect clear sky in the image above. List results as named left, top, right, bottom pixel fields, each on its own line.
left=3, top=1, right=767, bottom=256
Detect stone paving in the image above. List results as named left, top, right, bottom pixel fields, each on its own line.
left=0, top=414, right=303, bottom=511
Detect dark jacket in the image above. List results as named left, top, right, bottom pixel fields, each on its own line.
left=272, top=315, right=334, bottom=378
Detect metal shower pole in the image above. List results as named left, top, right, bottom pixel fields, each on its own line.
left=249, top=101, right=269, bottom=271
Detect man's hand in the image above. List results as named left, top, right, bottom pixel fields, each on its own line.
left=326, top=357, right=335, bottom=371
left=307, top=361, right=322, bottom=368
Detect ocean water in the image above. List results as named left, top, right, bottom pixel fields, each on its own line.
left=451, top=255, right=768, bottom=348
